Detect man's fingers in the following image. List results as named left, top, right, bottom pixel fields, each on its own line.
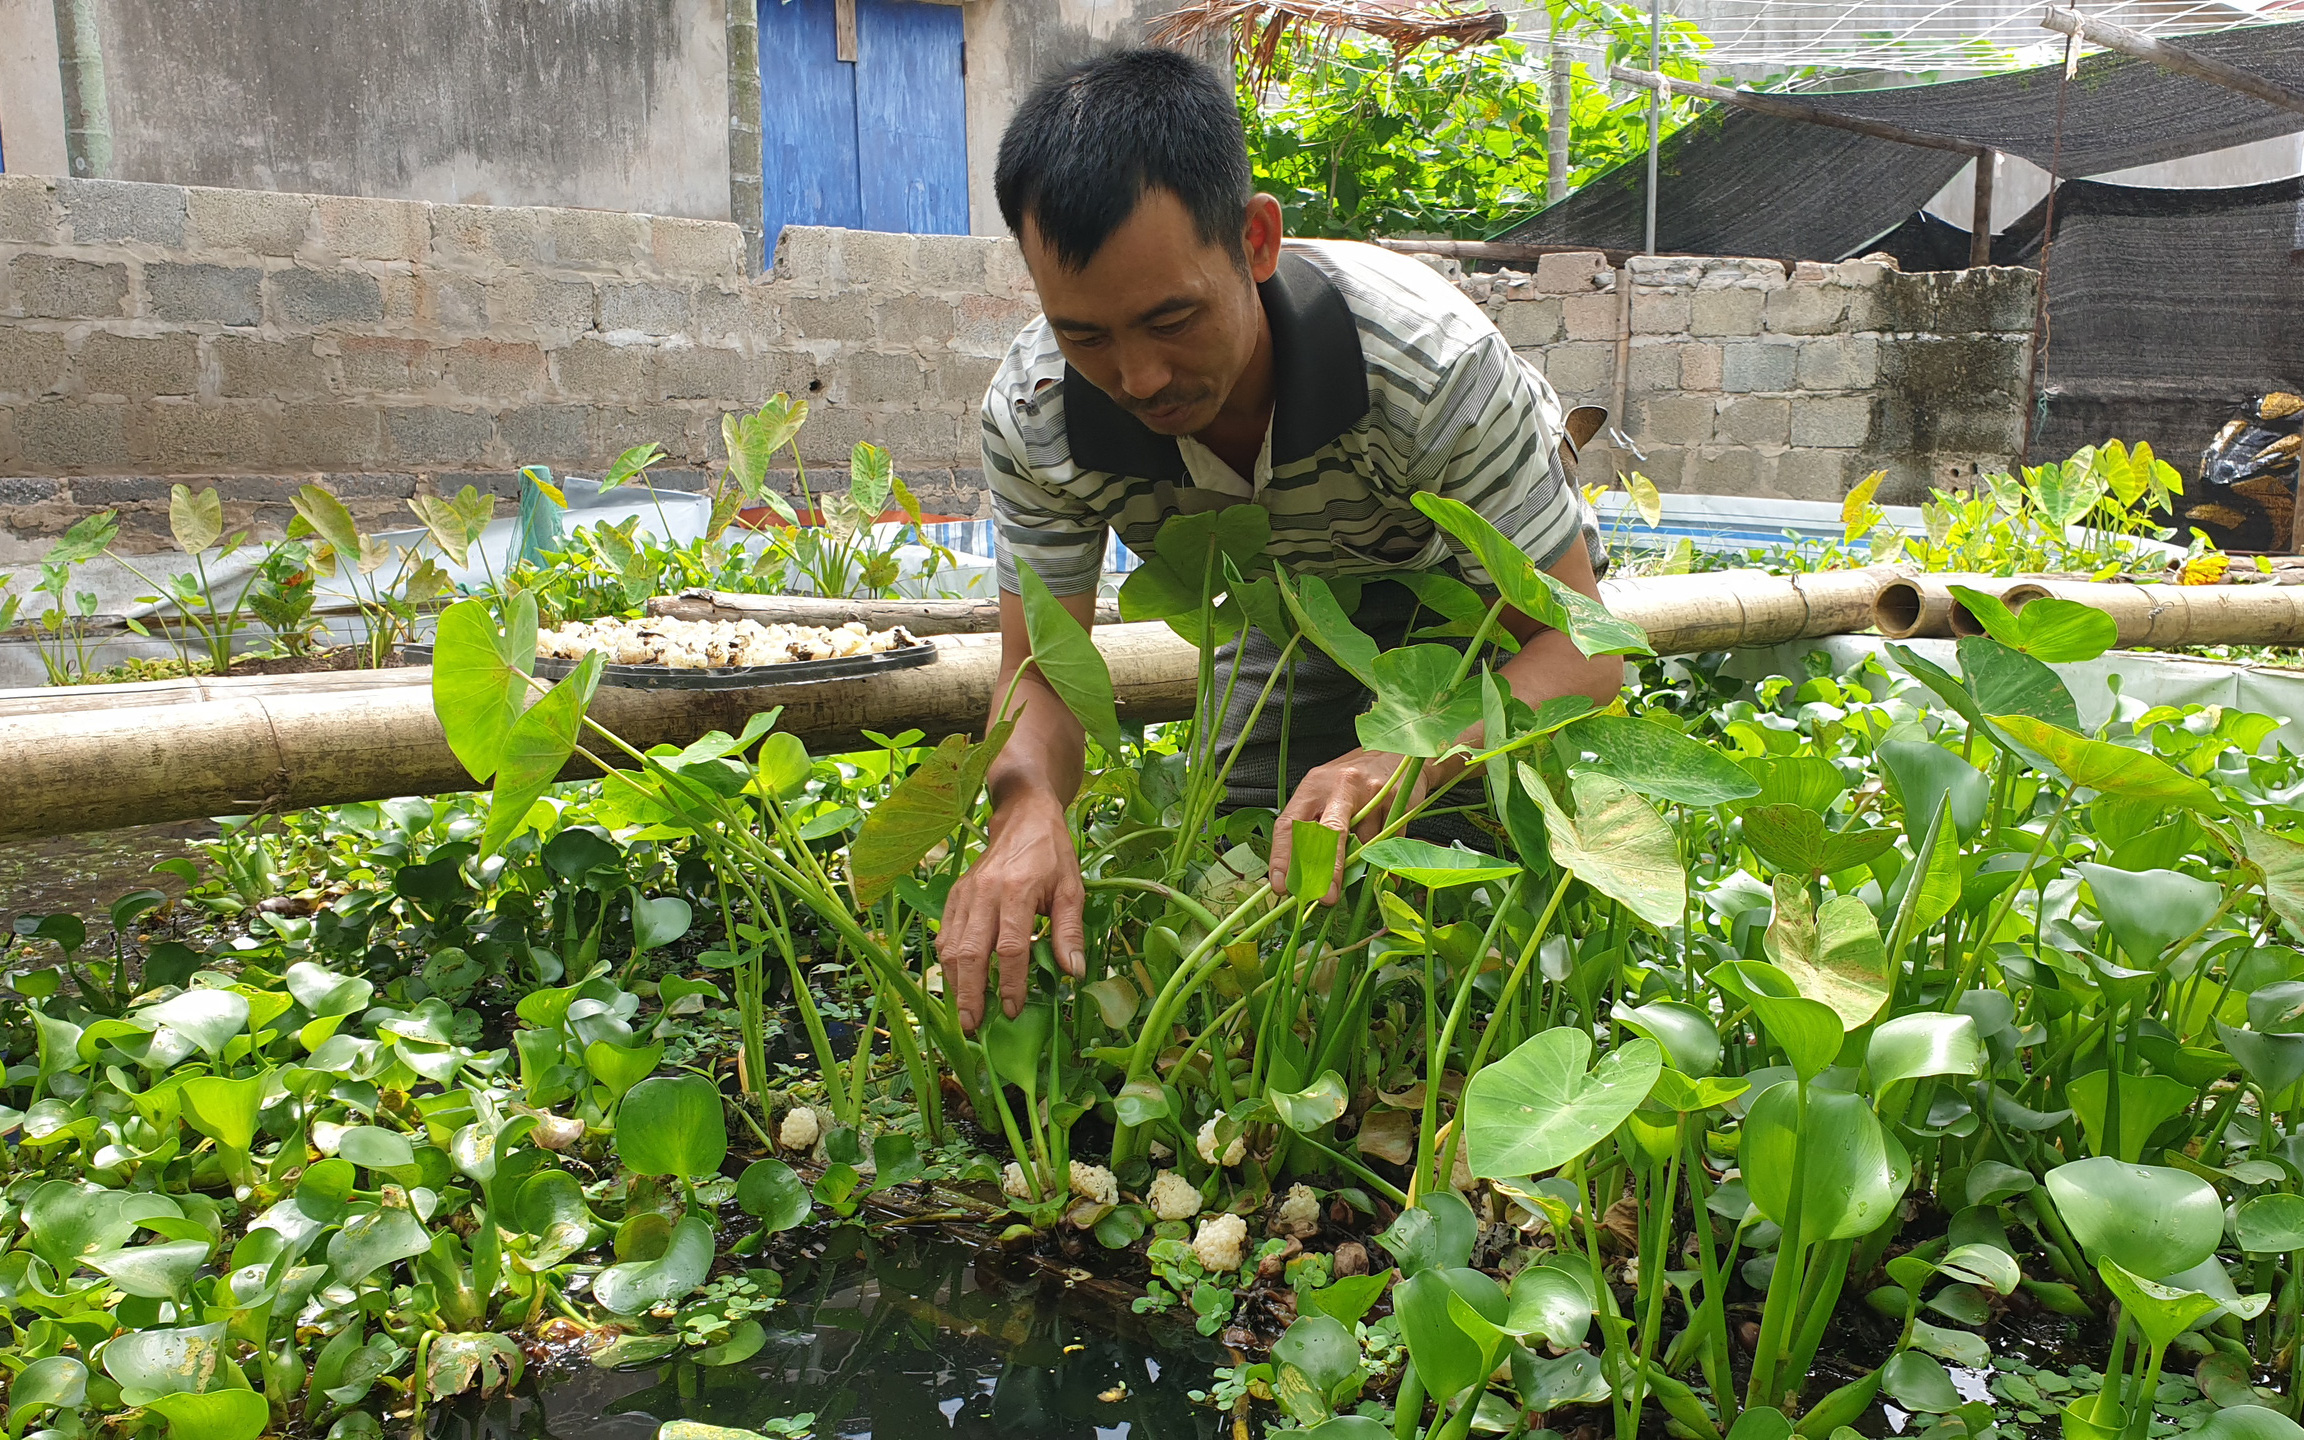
left=1317, top=786, right=1358, bottom=906
left=1052, top=872, right=1088, bottom=977
left=993, top=893, right=1037, bottom=1021
left=941, top=887, right=995, bottom=1033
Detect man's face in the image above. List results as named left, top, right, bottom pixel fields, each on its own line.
left=1020, top=189, right=1280, bottom=437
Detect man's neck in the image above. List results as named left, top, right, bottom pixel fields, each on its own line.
left=1192, top=302, right=1275, bottom=481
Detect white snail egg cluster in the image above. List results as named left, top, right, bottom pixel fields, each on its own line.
left=535, top=616, right=921, bottom=669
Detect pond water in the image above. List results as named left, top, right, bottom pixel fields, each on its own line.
left=428, top=1227, right=1229, bottom=1440
left=0, top=819, right=212, bottom=930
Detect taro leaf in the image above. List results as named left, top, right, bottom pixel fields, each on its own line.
left=1740, top=805, right=1895, bottom=879
left=2217, top=1022, right=2304, bottom=1097
left=179, top=1072, right=268, bottom=1153
left=1951, top=587, right=2117, bottom=664
left=1355, top=644, right=1481, bottom=759
left=329, top=1206, right=430, bottom=1285
left=1611, top=1000, right=1721, bottom=1077
left=2065, top=1070, right=2196, bottom=1164
left=2234, top=1193, right=2304, bottom=1253
left=1505, top=1264, right=1594, bottom=1348
left=1377, top=1192, right=1478, bottom=1277
left=2240, top=821, right=2304, bottom=938
left=480, top=650, right=605, bottom=858
left=2099, top=1259, right=2225, bottom=1349
left=591, top=1212, right=714, bottom=1314
left=1395, top=1266, right=1509, bottom=1404
left=2196, top=1410, right=2304, bottom=1440
left=144, top=989, right=251, bottom=1059
left=1117, top=505, right=1270, bottom=645
left=87, top=1239, right=211, bottom=1300
left=1277, top=571, right=1381, bottom=689
left=1285, top=818, right=1343, bottom=905
left=616, top=1075, right=727, bottom=1181
left=1867, top=1013, right=1983, bottom=1090
left=849, top=733, right=969, bottom=905
left=169, top=484, right=225, bottom=555
left=1357, top=837, right=1517, bottom=889
left=1880, top=740, right=1989, bottom=844
left=1762, top=876, right=1891, bottom=1029
left=293, top=482, right=364, bottom=559
left=1016, top=561, right=1122, bottom=757
left=141, top=1389, right=270, bottom=1440
left=737, top=1158, right=813, bottom=1232
left=1463, top=1027, right=1662, bottom=1179
left=1742, top=1084, right=1909, bottom=1246
left=410, top=484, right=495, bottom=567
left=629, top=895, right=692, bottom=953
left=1987, top=714, right=2217, bottom=810
left=1559, top=714, right=1761, bottom=807
left=103, top=1321, right=232, bottom=1404
left=1884, top=1350, right=1964, bottom=1413
left=2075, top=862, right=2222, bottom=970
left=1410, top=493, right=1653, bottom=657
left=1400, top=568, right=1515, bottom=649
left=2043, top=1157, right=2222, bottom=1277
left=1522, top=767, right=1685, bottom=927
left=1271, top=1071, right=1349, bottom=1133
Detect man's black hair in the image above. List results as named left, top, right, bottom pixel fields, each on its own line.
left=995, top=47, right=1253, bottom=272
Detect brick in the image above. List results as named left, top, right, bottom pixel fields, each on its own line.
left=76, top=332, right=200, bottom=397
left=0, top=332, right=67, bottom=398
left=147, top=263, right=264, bottom=326
left=441, top=339, right=546, bottom=398
left=1537, top=343, right=1612, bottom=398
left=186, top=187, right=313, bottom=254
left=912, top=236, right=988, bottom=291
left=1773, top=448, right=1858, bottom=501
left=1494, top=297, right=1564, bottom=348
left=654, top=344, right=757, bottom=401
left=337, top=335, right=439, bottom=393
left=0, top=475, right=61, bottom=505
left=12, top=255, right=129, bottom=318
left=697, top=285, right=781, bottom=344
left=387, top=406, right=497, bottom=465
left=1796, top=336, right=1880, bottom=390
left=879, top=293, right=958, bottom=346
left=129, top=401, right=267, bottom=467
left=651, top=217, right=745, bottom=278
left=1625, top=344, right=1679, bottom=393
left=1690, top=288, right=1763, bottom=337
left=1629, top=291, right=1690, bottom=334
left=1790, top=395, right=1874, bottom=448
left=1716, top=395, right=1790, bottom=446
left=772, top=225, right=847, bottom=283
left=419, top=273, right=487, bottom=334
left=790, top=294, right=877, bottom=344
left=956, top=294, right=1036, bottom=356
left=496, top=405, right=592, bottom=462
left=1562, top=293, right=1619, bottom=343
left=1536, top=251, right=1611, bottom=294
left=599, top=282, right=692, bottom=335
left=844, top=350, right=928, bottom=402
left=1634, top=395, right=1713, bottom=446
left=270, top=267, right=386, bottom=328
left=214, top=336, right=335, bottom=399
left=1685, top=447, right=1760, bottom=495
left=1680, top=343, right=1722, bottom=392
left=312, top=195, right=429, bottom=262
left=0, top=176, right=61, bottom=244
left=542, top=208, right=648, bottom=270
left=1721, top=342, right=1797, bottom=393
left=554, top=337, right=653, bottom=397
left=941, top=354, right=999, bottom=405
left=1765, top=283, right=1848, bottom=335
left=487, top=275, right=596, bottom=342
left=60, top=179, right=187, bottom=246
left=430, top=205, right=542, bottom=266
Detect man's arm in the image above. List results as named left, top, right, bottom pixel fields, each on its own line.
left=936, top=587, right=1097, bottom=1031
left=1265, top=539, right=1622, bottom=901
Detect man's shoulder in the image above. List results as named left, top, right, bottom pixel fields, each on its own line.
left=1288, top=240, right=1496, bottom=347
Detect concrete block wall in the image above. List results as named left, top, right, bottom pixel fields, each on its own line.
left=0, top=175, right=1038, bottom=558
left=1466, top=251, right=2038, bottom=505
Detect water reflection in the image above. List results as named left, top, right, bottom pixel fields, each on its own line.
left=432, top=1226, right=1226, bottom=1440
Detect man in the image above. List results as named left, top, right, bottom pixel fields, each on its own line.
left=936, top=47, right=1625, bottom=1033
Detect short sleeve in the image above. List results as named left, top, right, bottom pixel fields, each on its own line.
left=1416, top=333, right=1599, bottom=584
left=984, top=391, right=1108, bottom=597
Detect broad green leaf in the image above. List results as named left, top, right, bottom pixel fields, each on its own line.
left=409, top=484, right=496, bottom=566
left=1879, top=740, right=1988, bottom=844
left=1519, top=1349, right=1613, bottom=1408
left=1988, top=714, right=2216, bottom=810
left=1377, top=1192, right=1478, bottom=1277
left=87, top=1239, right=211, bottom=1300
left=104, top=1322, right=232, bottom=1405
left=1357, top=837, right=1517, bottom=889
left=335, top=1125, right=416, bottom=1171
left=1463, top=1028, right=1661, bottom=1178
left=169, top=484, right=224, bottom=555
left=1271, top=1071, right=1349, bottom=1133
left=1016, top=561, right=1122, bottom=757
left=616, top=1075, right=727, bottom=1181
left=481, top=650, right=604, bottom=857
left=1277, top=570, right=1381, bottom=688
left=292, top=482, right=364, bottom=559
left=2241, top=821, right=2304, bottom=937
left=1763, top=876, right=1891, bottom=1029
left=1355, top=645, right=1480, bottom=758
left=2234, top=1192, right=2304, bottom=1253
left=850, top=733, right=974, bottom=905
left=1400, top=569, right=1516, bottom=650
left=1739, top=805, right=1895, bottom=878
left=2065, top=1069, right=2199, bottom=1163
left=2035, top=461, right=2108, bottom=530
left=1505, top=1264, right=1594, bottom=1348
left=1867, top=1013, right=1982, bottom=1090
left=1285, top=819, right=1343, bottom=904
left=1410, top=493, right=1653, bottom=657
left=629, top=895, right=692, bottom=953
left=1560, top=715, right=1761, bottom=806
left=1272, top=1312, right=1361, bottom=1395
left=1117, top=505, right=1270, bottom=646
left=1611, top=1001, right=1721, bottom=1077
left=1743, top=1084, right=1909, bottom=1245
left=591, top=1213, right=714, bottom=1314
left=1883, top=1351, right=1963, bottom=1413
left=1395, top=1266, right=1508, bottom=1404
left=736, top=1158, right=812, bottom=1232
left=430, top=594, right=540, bottom=786
left=2075, top=862, right=2222, bottom=969
left=1739, top=756, right=1851, bottom=813
left=1302, top=1269, right=1394, bottom=1327
left=142, top=1388, right=270, bottom=1440
left=1647, top=1067, right=1749, bottom=1112
left=1713, top=959, right=1843, bottom=1081
left=180, top=1073, right=268, bottom=1153
left=9, top=1354, right=88, bottom=1418
left=584, top=1040, right=664, bottom=1104
left=2008, top=596, right=2119, bottom=663
left=144, top=989, right=250, bottom=1059
left=982, top=999, right=1054, bottom=1104
left=2196, top=1409, right=2304, bottom=1440
left=2043, top=1157, right=2221, bottom=1277
left=1522, top=766, right=1686, bottom=927
left=2098, top=1259, right=2224, bottom=1349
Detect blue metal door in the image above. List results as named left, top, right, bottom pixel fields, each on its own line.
left=758, top=0, right=969, bottom=246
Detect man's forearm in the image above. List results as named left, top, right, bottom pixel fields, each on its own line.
left=985, top=667, right=1087, bottom=816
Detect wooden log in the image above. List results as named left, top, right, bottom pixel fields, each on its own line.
left=1971, top=153, right=1996, bottom=269
left=646, top=591, right=1125, bottom=633
left=1609, top=65, right=1991, bottom=157
left=2040, top=8, right=2304, bottom=119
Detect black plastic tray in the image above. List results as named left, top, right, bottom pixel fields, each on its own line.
left=400, top=639, right=938, bottom=691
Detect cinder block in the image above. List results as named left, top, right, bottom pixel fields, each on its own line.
left=486, top=275, right=596, bottom=344
left=654, top=344, right=757, bottom=401
left=420, top=274, right=488, bottom=334
left=1680, top=343, right=1722, bottom=391
left=792, top=403, right=875, bottom=464
left=12, top=255, right=129, bottom=318
left=1624, top=446, right=1683, bottom=492
left=843, top=350, right=929, bottom=403
left=1696, top=258, right=1787, bottom=290
left=336, top=335, right=439, bottom=393
left=982, top=237, right=1034, bottom=298
left=496, top=405, right=593, bottom=463
left=592, top=404, right=705, bottom=462
left=554, top=337, right=653, bottom=398
left=386, top=406, right=497, bottom=465
left=0, top=176, right=61, bottom=244
left=842, top=230, right=918, bottom=288
left=1790, top=396, right=1875, bottom=448
left=940, top=354, right=1000, bottom=405
left=1796, top=336, right=1880, bottom=390
left=1536, top=251, right=1611, bottom=295
left=1628, top=255, right=1705, bottom=288
left=912, top=235, right=988, bottom=291
left=312, top=195, right=430, bottom=263
left=1721, top=342, right=1797, bottom=393
left=186, top=187, right=313, bottom=254
left=1686, top=446, right=1760, bottom=495
left=651, top=217, right=746, bottom=278
left=1494, top=297, right=1564, bottom=348
left=1562, top=292, right=1619, bottom=342
left=788, top=294, right=875, bottom=344
left=214, top=336, right=335, bottom=400
left=696, top=285, right=781, bottom=344
left=270, top=267, right=386, bottom=328
left=1716, top=395, right=1791, bottom=446
left=955, top=294, right=1036, bottom=356
left=1625, top=343, right=1679, bottom=393
left=1764, top=284, right=1847, bottom=335
left=441, top=340, right=547, bottom=399
left=542, top=208, right=649, bottom=271
left=60, top=179, right=187, bottom=247
left=772, top=226, right=847, bottom=284
left=0, top=475, right=61, bottom=505
left=0, top=412, right=25, bottom=479
left=430, top=205, right=542, bottom=266
left=0, top=332, right=67, bottom=398
left=1633, top=394, right=1713, bottom=446
left=1829, top=257, right=1897, bottom=287
left=1537, top=342, right=1612, bottom=399
left=879, top=293, right=958, bottom=346
left=147, top=263, right=264, bottom=326
left=1690, top=288, right=1763, bottom=337
left=599, top=282, right=693, bottom=336
left=1629, top=290, right=1691, bottom=334
left=1773, top=447, right=1859, bottom=501
left=76, top=332, right=201, bottom=398
left=875, top=408, right=966, bottom=464
left=129, top=400, right=267, bottom=468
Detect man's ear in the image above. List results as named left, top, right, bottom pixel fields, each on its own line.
left=1242, top=193, right=1285, bottom=283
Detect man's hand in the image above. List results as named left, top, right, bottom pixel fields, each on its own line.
left=1268, top=749, right=1457, bottom=904
left=937, top=790, right=1087, bottom=1032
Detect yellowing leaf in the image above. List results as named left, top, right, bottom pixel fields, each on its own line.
left=1623, top=471, right=1663, bottom=527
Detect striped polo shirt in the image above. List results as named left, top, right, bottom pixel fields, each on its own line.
left=981, top=238, right=1596, bottom=598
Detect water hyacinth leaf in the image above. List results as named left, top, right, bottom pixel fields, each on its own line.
left=144, top=989, right=251, bottom=1059
left=1880, top=740, right=1989, bottom=844
left=1649, top=1067, right=1749, bottom=1113
left=1868, top=1013, right=1983, bottom=1090
left=179, top=1073, right=267, bottom=1153
left=592, top=1212, right=715, bottom=1314
left=1378, top=1192, right=1478, bottom=1277
left=584, top=1041, right=664, bottom=1104
left=1505, top=1264, right=1594, bottom=1347
left=1560, top=714, right=1761, bottom=806
left=481, top=650, right=605, bottom=857
left=1764, top=876, right=1891, bottom=1029
left=426, top=1330, right=526, bottom=1399
left=1522, top=766, right=1686, bottom=927
left=2065, top=1070, right=2195, bottom=1164
left=737, top=1159, right=813, bottom=1232
left=141, top=1389, right=270, bottom=1440
left=1988, top=714, right=2218, bottom=809
left=1463, top=1028, right=1662, bottom=1179
left=1277, top=570, right=1381, bottom=688
left=1518, top=1349, right=1612, bottom=1409
left=1303, top=1269, right=1394, bottom=1328
left=616, top=1075, right=728, bottom=1181
left=1743, top=1084, right=1909, bottom=1245
left=1301, top=1420, right=1395, bottom=1440
left=1409, top=493, right=1653, bottom=656
left=1016, top=561, right=1123, bottom=757
left=1357, top=837, right=1518, bottom=889
left=2098, top=1260, right=2225, bottom=1348
left=2044, top=1157, right=2222, bottom=1277
left=431, top=595, right=540, bottom=784
left=1612, top=1000, right=1722, bottom=1077
left=88, top=1239, right=211, bottom=1300
left=2076, top=862, right=2222, bottom=969
left=629, top=895, right=692, bottom=954
left=1355, top=645, right=1482, bottom=758
left=1714, top=960, right=1843, bottom=1082
left=336, top=1125, right=416, bottom=1171
left=104, top=1321, right=233, bottom=1404
left=1285, top=819, right=1343, bottom=904
left=2235, top=1193, right=2304, bottom=1253
left=2239, top=821, right=2304, bottom=937
left=1395, top=1266, right=1509, bottom=1404
left=2196, top=1410, right=2304, bottom=1440
left=982, top=998, right=1055, bottom=1102
left=329, top=1206, right=430, bottom=1285
left=2217, top=1022, right=2304, bottom=1096
left=1938, top=1242, right=2022, bottom=1294
left=1272, top=1312, right=1362, bottom=1397
left=1740, top=755, right=1851, bottom=812
left=10, top=1354, right=88, bottom=1419
left=1883, top=1351, right=1963, bottom=1413
left=1272, top=1071, right=1349, bottom=1132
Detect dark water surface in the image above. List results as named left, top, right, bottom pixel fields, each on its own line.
left=0, top=819, right=213, bottom=929
left=431, top=1228, right=1229, bottom=1440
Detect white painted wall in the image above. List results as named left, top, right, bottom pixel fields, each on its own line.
left=0, top=0, right=68, bottom=176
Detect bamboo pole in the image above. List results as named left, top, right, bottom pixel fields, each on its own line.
left=2039, top=8, right=2304, bottom=119
left=1873, top=574, right=2045, bottom=639
left=1609, top=65, right=1991, bottom=157
left=2003, top=578, right=2304, bottom=649
left=646, top=591, right=1125, bottom=633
